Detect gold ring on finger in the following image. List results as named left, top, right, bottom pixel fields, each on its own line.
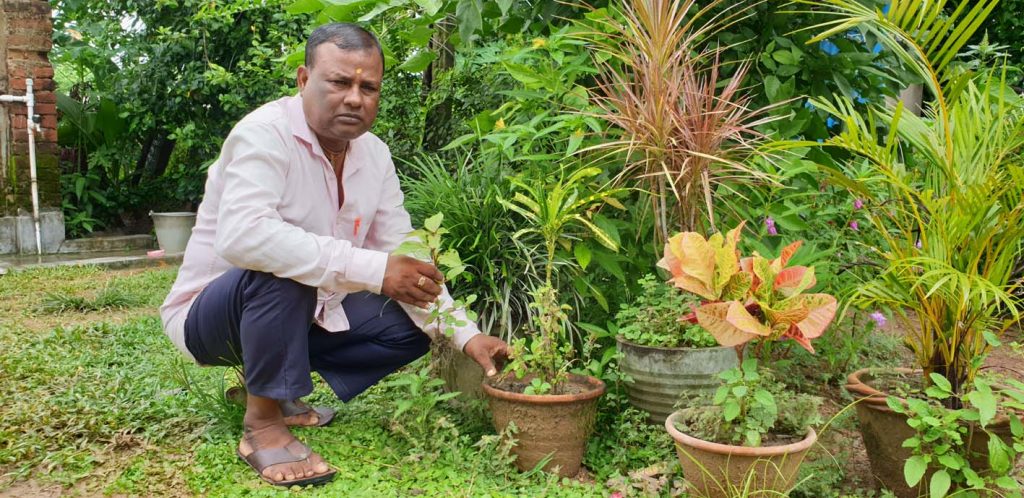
left=416, top=276, right=428, bottom=288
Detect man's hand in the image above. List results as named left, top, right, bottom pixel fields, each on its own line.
left=463, top=334, right=512, bottom=377
left=382, top=254, right=444, bottom=309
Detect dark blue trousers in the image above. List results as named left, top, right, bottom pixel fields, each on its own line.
left=183, top=268, right=430, bottom=402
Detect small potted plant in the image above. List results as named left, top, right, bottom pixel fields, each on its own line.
left=795, top=2, right=1024, bottom=495
left=481, top=165, right=623, bottom=477
left=614, top=274, right=738, bottom=424
left=659, top=223, right=838, bottom=497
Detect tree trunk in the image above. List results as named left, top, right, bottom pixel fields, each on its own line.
left=422, top=18, right=456, bottom=152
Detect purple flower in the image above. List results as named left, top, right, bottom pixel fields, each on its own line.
left=854, top=198, right=864, bottom=209
left=849, top=220, right=859, bottom=231
left=765, top=217, right=778, bottom=236
left=916, top=239, right=922, bottom=249
left=870, top=311, right=887, bottom=328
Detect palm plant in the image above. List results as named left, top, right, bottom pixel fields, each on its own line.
left=790, top=0, right=1024, bottom=399
left=580, top=0, right=782, bottom=241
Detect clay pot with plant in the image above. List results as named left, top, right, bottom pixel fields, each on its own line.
left=482, top=165, right=623, bottom=477
left=792, top=1, right=1024, bottom=496
left=658, top=223, right=839, bottom=497
left=614, top=274, right=738, bottom=424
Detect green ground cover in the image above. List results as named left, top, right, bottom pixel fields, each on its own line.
left=0, top=265, right=909, bottom=497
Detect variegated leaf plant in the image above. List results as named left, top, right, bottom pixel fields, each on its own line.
left=657, top=222, right=837, bottom=354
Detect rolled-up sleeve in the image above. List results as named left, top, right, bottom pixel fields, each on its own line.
left=213, top=123, right=388, bottom=294
left=364, top=149, right=482, bottom=351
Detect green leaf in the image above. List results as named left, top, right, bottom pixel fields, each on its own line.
left=400, top=25, right=435, bottom=46
left=495, top=0, right=513, bottom=16
left=772, top=50, right=797, bottom=65
left=929, top=470, right=950, bottom=498
left=732, top=385, right=749, bottom=398
left=744, top=430, right=761, bottom=447
left=574, top=244, right=592, bottom=270
left=967, top=381, right=996, bottom=427
left=904, top=455, right=927, bottom=486
left=929, top=373, right=953, bottom=394
left=455, top=0, right=483, bottom=45
left=988, top=435, right=1011, bottom=474
left=424, top=213, right=444, bottom=232
left=936, top=454, right=961, bottom=470
left=723, top=400, right=741, bottom=422
left=286, top=0, right=324, bottom=14
left=995, top=476, right=1020, bottom=489
left=764, top=75, right=782, bottom=102
left=1010, top=415, right=1023, bottom=437
left=412, top=0, right=442, bottom=16
left=398, top=50, right=437, bottom=73
left=713, top=386, right=729, bottom=405
left=982, top=330, right=1002, bottom=346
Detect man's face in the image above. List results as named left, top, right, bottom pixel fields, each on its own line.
left=297, top=43, right=383, bottom=147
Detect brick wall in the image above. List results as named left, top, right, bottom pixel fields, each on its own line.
left=1, top=0, right=59, bottom=217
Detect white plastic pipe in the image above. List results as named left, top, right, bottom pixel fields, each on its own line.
left=0, top=78, right=42, bottom=255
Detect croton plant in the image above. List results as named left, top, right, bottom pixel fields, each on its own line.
left=657, top=222, right=838, bottom=354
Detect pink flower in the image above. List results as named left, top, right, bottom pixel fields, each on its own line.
left=765, top=216, right=778, bottom=236
left=849, top=220, right=859, bottom=231
left=854, top=198, right=864, bottom=209
left=609, top=493, right=624, bottom=498
left=870, top=311, right=887, bottom=327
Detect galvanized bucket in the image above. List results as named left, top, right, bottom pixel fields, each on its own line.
left=616, top=337, right=739, bottom=424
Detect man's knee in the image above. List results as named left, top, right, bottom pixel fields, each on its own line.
left=239, top=269, right=316, bottom=312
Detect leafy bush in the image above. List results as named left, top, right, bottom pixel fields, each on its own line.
left=614, top=274, right=716, bottom=348
left=675, top=360, right=824, bottom=447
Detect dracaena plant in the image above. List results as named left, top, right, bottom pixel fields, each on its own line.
left=579, top=0, right=783, bottom=243
left=658, top=222, right=838, bottom=359
left=790, top=0, right=1024, bottom=401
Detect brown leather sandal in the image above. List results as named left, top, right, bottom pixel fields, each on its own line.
left=224, top=388, right=336, bottom=428
left=236, top=432, right=336, bottom=487
left=280, top=399, right=336, bottom=428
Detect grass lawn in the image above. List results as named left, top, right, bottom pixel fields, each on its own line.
left=0, top=266, right=678, bottom=497
left=9, top=265, right=1001, bottom=497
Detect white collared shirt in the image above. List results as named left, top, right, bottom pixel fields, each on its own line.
left=159, top=95, right=480, bottom=362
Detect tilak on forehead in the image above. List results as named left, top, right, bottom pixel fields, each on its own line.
left=356, top=68, right=363, bottom=74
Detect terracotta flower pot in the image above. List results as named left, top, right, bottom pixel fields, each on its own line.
left=434, top=341, right=486, bottom=401
left=664, top=410, right=817, bottom=498
left=844, top=367, right=1018, bottom=498
left=482, top=374, right=605, bottom=477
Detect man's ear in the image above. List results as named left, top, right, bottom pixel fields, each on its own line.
left=296, top=66, right=309, bottom=91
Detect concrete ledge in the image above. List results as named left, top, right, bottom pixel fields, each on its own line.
left=0, top=249, right=182, bottom=275
left=59, top=234, right=155, bottom=253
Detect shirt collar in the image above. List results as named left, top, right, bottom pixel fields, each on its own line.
left=285, top=93, right=365, bottom=175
